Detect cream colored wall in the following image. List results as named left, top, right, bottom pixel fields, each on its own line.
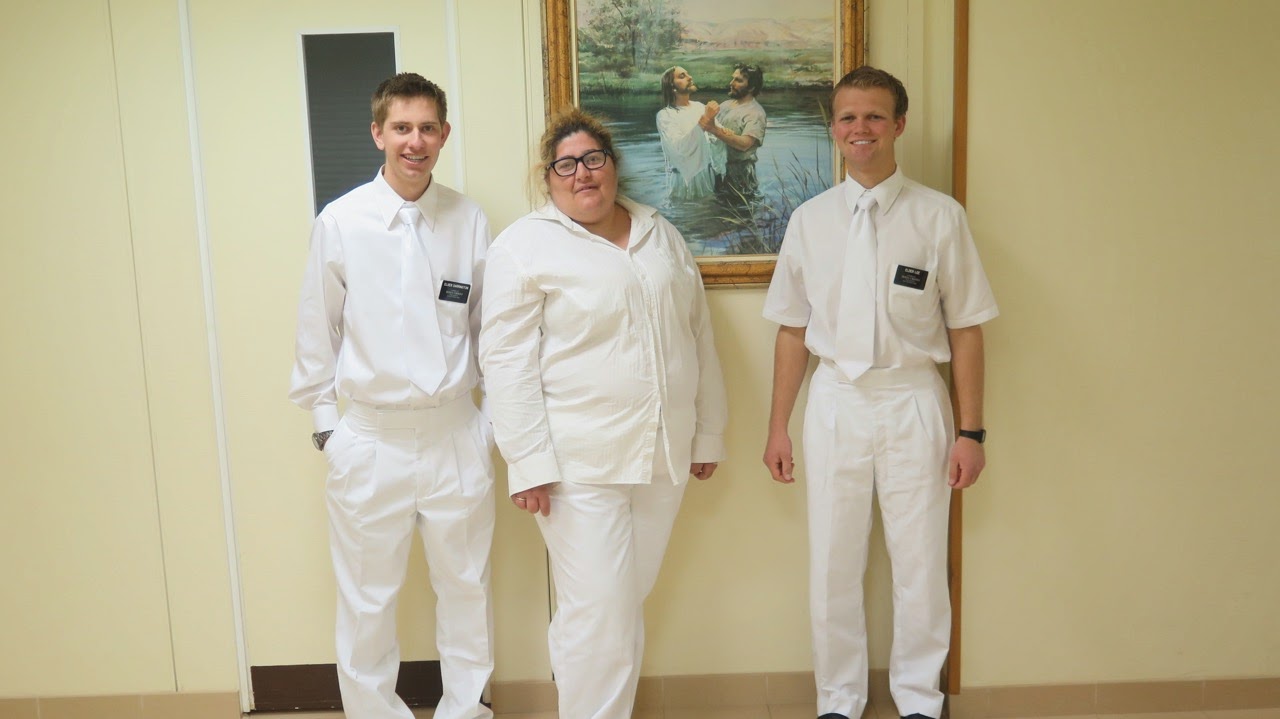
left=109, top=0, right=241, bottom=691
left=0, top=0, right=179, bottom=696
left=5, top=0, right=1275, bottom=703
left=0, top=0, right=948, bottom=698
left=964, top=0, right=1280, bottom=686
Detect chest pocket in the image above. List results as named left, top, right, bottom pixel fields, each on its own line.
left=887, top=262, right=939, bottom=322
left=437, top=293, right=470, bottom=336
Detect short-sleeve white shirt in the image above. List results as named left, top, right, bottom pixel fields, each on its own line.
left=763, top=168, right=998, bottom=376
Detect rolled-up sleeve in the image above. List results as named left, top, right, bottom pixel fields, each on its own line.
left=288, top=215, right=345, bottom=432
left=478, top=242, right=563, bottom=495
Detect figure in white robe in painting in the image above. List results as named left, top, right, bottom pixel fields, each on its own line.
left=657, top=66, right=725, bottom=201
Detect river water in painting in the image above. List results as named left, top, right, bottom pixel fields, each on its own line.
left=583, top=87, right=834, bottom=256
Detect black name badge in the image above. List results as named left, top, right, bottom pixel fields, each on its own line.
left=439, top=280, right=471, bottom=304
left=893, top=265, right=929, bottom=290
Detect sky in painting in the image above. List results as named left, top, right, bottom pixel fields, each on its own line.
left=675, top=0, right=831, bottom=22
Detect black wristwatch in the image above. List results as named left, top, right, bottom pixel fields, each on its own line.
left=957, top=428, right=986, bottom=444
left=312, top=430, right=334, bottom=451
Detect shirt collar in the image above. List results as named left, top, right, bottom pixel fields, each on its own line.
left=843, top=166, right=905, bottom=215
left=373, top=168, right=440, bottom=232
left=530, top=194, right=657, bottom=243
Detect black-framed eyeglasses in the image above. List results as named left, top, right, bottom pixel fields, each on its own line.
left=549, top=149, right=612, bottom=177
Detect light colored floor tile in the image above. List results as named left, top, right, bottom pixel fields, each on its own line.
left=868, top=701, right=901, bottom=719
left=868, top=671, right=891, bottom=705
left=987, top=684, right=1095, bottom=719
left=1096, top=682, right=1204, bottom=715
left=948, top=688, right=990, bottom=719
left=635, top=677, right=664, bottom=709
left=142, top=692, right=240, bottom=719
left=492, top=713, right=558, bottom=719
left=768, top=673, right=817, bottom=705
left=667, top=706, right=770, bottom=719
left=1102, top=714, right=1205, bottom=719
left=491, top=681, right=558, bottom=714
left=1028, top=715, right=1097, bottom=719
left=1206, top=711, right=1280, bottom=719
left=769, top=703, right=817, bottom=719
left=249, top=713, right=343, bottom=718
left=0, top=699, right=39, bottom=719
left=1205, top=680, right=1280, bottom=711
left=39, top=696, right=143, bottom=719
left=663, top=674, right=769, bottom=707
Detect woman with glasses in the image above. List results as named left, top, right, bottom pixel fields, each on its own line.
left=479, top=107, right=728, bottom=719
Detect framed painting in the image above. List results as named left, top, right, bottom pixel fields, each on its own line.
left=543, top=0, right=866, bottom=285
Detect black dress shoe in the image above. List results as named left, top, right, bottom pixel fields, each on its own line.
left=901, top=714, right=936, bottom=719
left=817, top=714, right=849, bottom=719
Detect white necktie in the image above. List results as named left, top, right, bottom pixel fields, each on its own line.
left=399, top=205, right=447, bottom=394
left=836, top=192, right=878, bottom=380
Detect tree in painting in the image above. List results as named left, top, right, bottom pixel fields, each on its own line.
left=579, top=0, right=683, bottom=77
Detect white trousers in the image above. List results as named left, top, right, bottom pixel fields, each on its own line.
left=535, top=460, right=687, bottom=719
left=804, top=364, right=953, bottom=719
left=325, top=396, right=496, bottom=719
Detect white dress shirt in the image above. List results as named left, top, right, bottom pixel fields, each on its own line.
left=290, top=170, right=491, bottom=431
left=480, top=197, right=728, bottom=495
left=764, top=168, right=998, bottom=377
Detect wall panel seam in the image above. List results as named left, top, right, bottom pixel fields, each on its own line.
left=105, top=0, right=180, bottom=689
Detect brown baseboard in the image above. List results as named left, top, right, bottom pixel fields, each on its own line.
left=249, top=660, right=442, bottom=712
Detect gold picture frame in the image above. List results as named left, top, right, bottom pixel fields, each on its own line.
left=542, top=0, right=867, bottom=286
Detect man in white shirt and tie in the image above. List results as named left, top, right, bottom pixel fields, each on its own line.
left=289, top=72, right=495, bottom=719
left=762, top=66, right=998, bottom=719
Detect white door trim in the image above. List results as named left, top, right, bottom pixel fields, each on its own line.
left=177, top=0, right=253, bottom=710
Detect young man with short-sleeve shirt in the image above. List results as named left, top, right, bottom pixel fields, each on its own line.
left=289, top=73, right=495, bottom=719
left=762, top=66, right=998, bottom=719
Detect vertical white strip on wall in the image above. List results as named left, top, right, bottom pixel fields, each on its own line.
left=522, top=0, right=546, bottom=210
left=177, top=0, right=253, bottom=709
left=904, top=0, right=928, bottom=177
left=444, top=0, right=467, bottom=190
left=296, top=34, right=319, bottom=218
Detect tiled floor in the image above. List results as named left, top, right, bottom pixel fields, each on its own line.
left=252, top=708, right=1280, bottom=719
